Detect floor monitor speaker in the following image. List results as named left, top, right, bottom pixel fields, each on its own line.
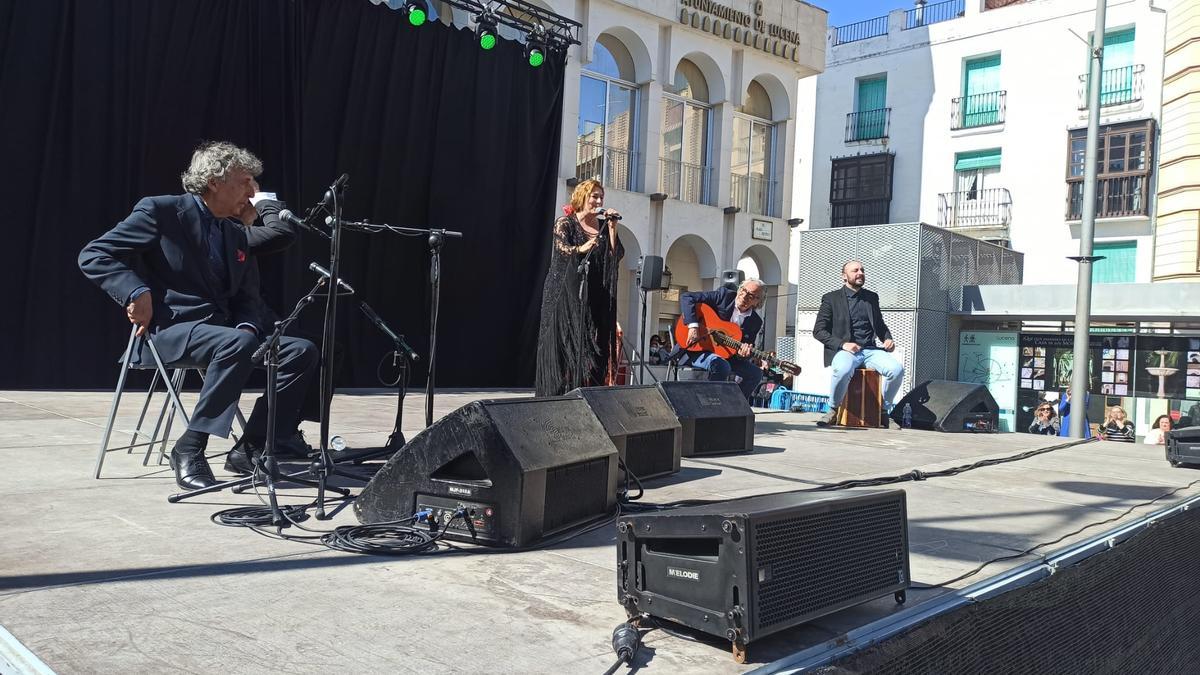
left=890, top=380, right=999, bottom=432
left=567, top=385, right=682, bottom=482
left=354, top=397, right=618, bottom=547
left=656, top=381, right=754, bottom=456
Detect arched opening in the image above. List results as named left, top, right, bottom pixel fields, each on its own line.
left=660, top=57, right=716, bottom=205
left=576, top=32, right=644, bottom=192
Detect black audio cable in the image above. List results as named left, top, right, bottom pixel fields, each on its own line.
left=602, top=620, right=645, bottom=675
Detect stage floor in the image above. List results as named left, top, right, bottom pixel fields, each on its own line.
left=1, top=388, right=1196, bottom=674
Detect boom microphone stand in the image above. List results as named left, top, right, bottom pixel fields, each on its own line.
left=334, top=217, right=463, bottom=428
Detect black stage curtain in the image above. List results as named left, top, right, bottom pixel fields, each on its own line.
left=0, top=0, right=563, bottom=389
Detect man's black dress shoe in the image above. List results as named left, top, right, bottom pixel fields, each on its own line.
left=224, top=437, right=263, bottom=476
left=169, top=446, right=218, bottom=490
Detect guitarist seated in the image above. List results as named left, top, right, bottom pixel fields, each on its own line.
left=675, top=280, right=767, bottom=400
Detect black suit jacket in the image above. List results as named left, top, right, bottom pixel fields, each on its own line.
left=680, top=287, right=762, bottom=347
left=244, top=199, right=298, bottom=256
left=79, top=194, right=267, bottom=365
left=812, top=287, right=892, bottom=367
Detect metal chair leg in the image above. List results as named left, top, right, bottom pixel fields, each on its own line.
left=152, top=369, right=188, bottom=466
left=94, top=327, right=138, bottom=479
left=141, top=376, right=173, bottom=466
left=128, top=368, right=162, bottom=454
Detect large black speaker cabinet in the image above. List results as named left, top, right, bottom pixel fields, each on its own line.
left=890, top=380, right=1000, bottom=432
left=1167, top=426, right=1200, bottom=467
left=637, top=255, right=664, bottom=291
left=567, top=385, right=682, bottom=482
left=656, top=381, right=754, bottom=456
left=354, top=397, right=618, bottom=548
left=617, top=490, right=909, bottom=657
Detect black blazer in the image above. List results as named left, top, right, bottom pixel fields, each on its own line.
left=79, top=194, right=267, bottom=365
left=244, top=199, right=298, bottom=256
left=812, top=287, right=892, bottom=367
left=680, top=287, right=762, bottom=347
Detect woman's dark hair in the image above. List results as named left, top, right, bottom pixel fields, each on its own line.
left=1153, top=414, right=1172, bottom=429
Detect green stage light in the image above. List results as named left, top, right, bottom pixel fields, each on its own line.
left=476, top=13, right=498, bottom=51
left=527, top=46, right=544, bottom=67
left=402, top=0, right=427, bottom=26
left=525, top=27, right=548, bottom=68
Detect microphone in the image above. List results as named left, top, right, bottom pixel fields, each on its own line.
left=360, top=301, right=420, bottom=362
left=596, top=209, right=622, bottom=222
left=308, top=262, right=355, bottom=294
left=279, top=208, right=330, bottom=238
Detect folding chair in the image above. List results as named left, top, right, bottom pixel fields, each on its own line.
left=92, top=325, right=244, bottom=478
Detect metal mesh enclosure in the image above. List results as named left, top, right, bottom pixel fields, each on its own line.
left=812, top=505, right=1200, bottom=675
left=795, top=223, right=1023, bottom=312
left=775, top=336, right=796, bottom=363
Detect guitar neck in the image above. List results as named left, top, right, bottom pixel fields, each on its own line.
left=710, top=332, right=776, bottom=364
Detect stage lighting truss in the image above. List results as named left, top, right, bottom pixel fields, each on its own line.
left=446, top=0, right=580, bottom=63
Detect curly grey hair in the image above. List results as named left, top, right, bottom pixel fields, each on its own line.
left=180, top=141, right=263, bottom=195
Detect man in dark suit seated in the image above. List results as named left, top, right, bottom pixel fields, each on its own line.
left=79, top=141, right=319, bottom=490
left=812, top=260, right=905, bottom=426
left=675, top=279, right=766, bottom=400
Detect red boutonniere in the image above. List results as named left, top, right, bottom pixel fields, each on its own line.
left=236, top=249, right=246, bottom=263
left=561, top=204, right=575, bottom=216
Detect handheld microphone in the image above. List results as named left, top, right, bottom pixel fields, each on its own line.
left=597, top=209, right=622, bottom=222
left=359, top=302, right=420, bottom=362
left=308, top=262, right=355, bottom=294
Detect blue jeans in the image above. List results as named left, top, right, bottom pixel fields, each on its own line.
left=682, top=352, right=763, bottom=401
left=829, top=348, right=905, bottom=410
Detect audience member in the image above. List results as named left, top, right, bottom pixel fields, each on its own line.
left=1028, top=403, right=1060, bottom=435
left=1144, top=414, right=1173, bottom=445
left=1099, top=405, right=1135, bottom=442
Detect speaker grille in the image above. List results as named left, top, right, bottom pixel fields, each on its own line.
left=693, top=417, right=748, bottom=454
left=622, top=429, right=676, bottom=478
left=543, top=457, right=610, bottom=534
left=753, top=499, right=907, bottom=630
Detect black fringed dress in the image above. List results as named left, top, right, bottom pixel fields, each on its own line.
left=535, top=214, right=624, bottom=397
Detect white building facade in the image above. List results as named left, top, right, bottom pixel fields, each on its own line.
left=544, top=0, right=827, bottom=353
left=794, top=0, right=1167, bottom=287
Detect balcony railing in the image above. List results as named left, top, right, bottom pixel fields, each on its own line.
left=731, top=174, right=779, bottom=217
left=1067, top=176, right=1149, bottom=219
left=905, top=0, right=965, bottom=29
left=575, top=140, right=638, bottom=192
left=1077, top=64, right=1144, bottom=110
left=659, top=158, right=714, bottom=205
left=832, top=16, right=888, bottom=45
left=845, top=108, right=891, bottom=142
left=938, top=187, right=1012, bottom=229
left=951, top=91, right=1006, bottom=129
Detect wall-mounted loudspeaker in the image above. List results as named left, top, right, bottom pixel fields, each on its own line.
left=354, top=397, right=618, bottom=548
left=721, top=269, right=745, bottom=291
left=638, top=255, right=664, bottom=291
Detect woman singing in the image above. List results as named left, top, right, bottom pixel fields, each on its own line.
left=535, top=179, right=624, bottom=396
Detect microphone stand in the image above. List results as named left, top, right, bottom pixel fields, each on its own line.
left=167, top=278, right=347, bottom=519
left=574, top=223, right=607, bottom=389
left=307, top=175, right=369, bottom=520
left=360, top=300, right=418, bottom=455
left=336, top=218, right=463, bottom=428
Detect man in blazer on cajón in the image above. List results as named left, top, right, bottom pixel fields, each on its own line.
left=811, top=261, right=904, bottom=426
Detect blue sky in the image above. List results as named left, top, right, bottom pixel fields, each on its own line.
left=814, top=0, right=908, bottom=28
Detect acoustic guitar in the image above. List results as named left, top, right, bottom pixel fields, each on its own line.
left=673, top=303, right=801, bottom=376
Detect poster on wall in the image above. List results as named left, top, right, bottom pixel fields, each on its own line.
left=1134, top=336, right=1200, bottom=401
left=958, top=331, right=1019, bottom=432
left=1017, top=333, right=1104, bottom=432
